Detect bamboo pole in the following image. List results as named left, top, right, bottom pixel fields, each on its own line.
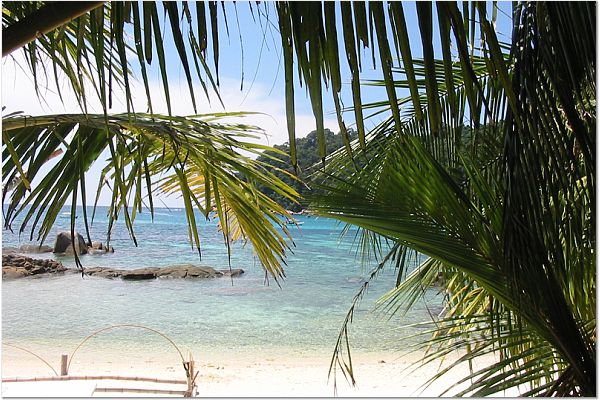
left=94, top=387, right=187, bottom=395
left=2, top=375, right=187, bottom=385
left=60, top=355, right=68, bottom=376
left=186, top=360, right=195, bottom=397
left=183, top=352, right=198, bottom=397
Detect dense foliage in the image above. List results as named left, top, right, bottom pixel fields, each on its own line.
left=255, top=129, right=357, bottom=212
left=312, top=2, right=595, bottom=396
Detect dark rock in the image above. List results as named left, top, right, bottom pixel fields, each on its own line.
left=3, top=258, right=244, bottom=282
left=30, top=265, right=45, bottom=274
left=121, top=268, right=159, bottom=281
left=186, top=266, right=222, bottom=278
left=53, top=231, right=88, bottom=255
left=19, top=244, right=53, bottom=253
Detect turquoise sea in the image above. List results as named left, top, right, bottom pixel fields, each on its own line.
left=2, top=206, right=439, bottom=368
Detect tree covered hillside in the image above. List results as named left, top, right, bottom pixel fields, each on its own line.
left=256, top=129, right=357, bottom=212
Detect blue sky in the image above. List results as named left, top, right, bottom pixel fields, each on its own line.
left=2, top=2, right=513, bottom=208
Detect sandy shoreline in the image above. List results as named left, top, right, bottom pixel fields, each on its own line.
left=2, top=348, right=508, bottom=397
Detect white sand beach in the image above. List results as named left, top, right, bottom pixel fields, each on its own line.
left=2, top=349, right=510, bottom=397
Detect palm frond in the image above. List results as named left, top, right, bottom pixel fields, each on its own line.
left=0, top=1, right=519, bottom=171
left=310, top=2, right=595, bottom=395
left=2, top=112, right=298, bottom=278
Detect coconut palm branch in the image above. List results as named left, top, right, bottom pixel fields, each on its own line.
left=3, top=1, right=518, bottom=172
left=2, top=1, right=224, bottom=115
left=310, top=1, right=595, bottom=396
left=313, top=130, right=593, bottom=395
left=2, top=112, right=298, bottom=279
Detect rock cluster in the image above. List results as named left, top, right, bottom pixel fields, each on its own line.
left=82, top=264, right=244, bottom=280
left=2, top=254, right=67, bottom=279
left=1, top=254, right=244, bottom=281
left=53, top=231, right=114, bottom=255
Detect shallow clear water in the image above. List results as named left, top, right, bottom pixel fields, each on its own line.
left=2, top=206, right=438, bottom=362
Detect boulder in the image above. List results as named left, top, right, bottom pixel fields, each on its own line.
left=156, top=264, right=199, bottom=278
left=53, top=231, right=88, bottom=255
left=91, top=241, right=104, bottom=250
left=83, top=267, right=105, bottom=275
left=156, top=268, right=188, bottom=278
left=2, top=266, right=29, bottom=279
left=155, top=264, right=223, bottom=278
left=2, top=247, right=20, bottom=255
left=19, top=244, right=53, bottom=253
left=2, top=259, right=245, bottom=281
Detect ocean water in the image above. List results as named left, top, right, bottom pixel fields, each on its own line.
left=2, top=206, right=440, bottom=368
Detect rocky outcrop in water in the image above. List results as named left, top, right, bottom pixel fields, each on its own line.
left=52, top=232, right=114, bottom=255
left=2, top=254, right=244, bottom=281
left=82, top=264, right=244, bottom=280
left=2, top=254, right=67, bottom=279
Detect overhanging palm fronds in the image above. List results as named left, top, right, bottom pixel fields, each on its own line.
left=2, top=1, right=224, bottom=116
left=313, top=127, right=594, bottom=395
left=310, top=1, right=595, bottom=396
left=2, top=112, right=298, bottom=280
left=0, top=1, right=520, bottom=172
left=1, top=1, right=596, bottom=394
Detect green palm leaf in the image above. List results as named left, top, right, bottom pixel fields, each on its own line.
left=2, top=112, right=298, bottom=279
left=309, top=2, right=595, bottom=396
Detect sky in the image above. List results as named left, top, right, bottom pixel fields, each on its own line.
left=2, top=2, right=512, bottom=208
